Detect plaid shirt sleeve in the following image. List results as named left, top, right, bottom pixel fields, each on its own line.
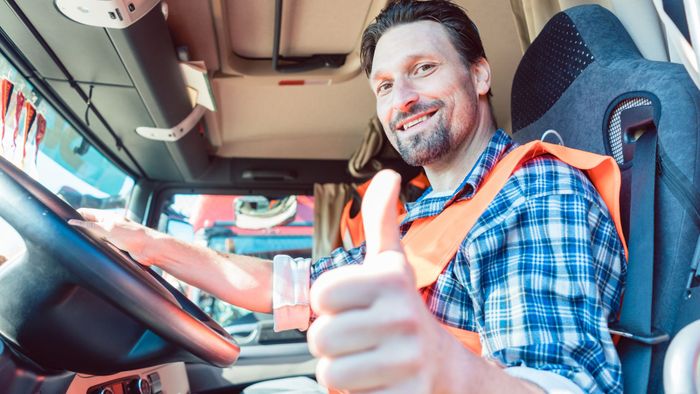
left=460, top=168, right=626, bottom=393
left=309, top=242, right=366, bottom=282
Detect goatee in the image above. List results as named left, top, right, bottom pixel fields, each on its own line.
left=395, top=117, right=451, bottom=166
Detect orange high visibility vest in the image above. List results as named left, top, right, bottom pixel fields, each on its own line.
left=400, top=140, right=628, bottom=354
left=340, top=173, right=430, bottom=248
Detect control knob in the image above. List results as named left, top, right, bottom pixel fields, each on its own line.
left=126, top=378, right=152, bottom=394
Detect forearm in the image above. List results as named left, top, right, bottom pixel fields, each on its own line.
left=434, top=328, right=543, bottom=394
left=144, top=232, right=273, bottom=313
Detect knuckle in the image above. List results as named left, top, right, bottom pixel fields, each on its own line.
left=393, top=344, right=422, bottom=372
left=395, top=268, right=415, bottom=288
left=76, top=221, right=93, bottom=229
left=314, top=358, right=330, bottom=386
left=309, top=283, right=330, bottom=314
left=87, top=222, right=106, bottom=233
left=309, top=276, right=328, bottom=303
left=307, top=317, right=332, bottom=356
left=376, top=302, right=419, bottom=332
left=394, top=311, right=417, bottom=331
left=134, top=225, right=148, bottom=238
left=316, top=357, right=344, bottom=389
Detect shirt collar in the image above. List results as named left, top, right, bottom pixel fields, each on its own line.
left=449, top=128, right=515, bottom=204
left=404, top=129, right=515, bottom=217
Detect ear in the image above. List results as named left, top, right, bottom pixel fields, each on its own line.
left=470, top=58, right=492, bottom=96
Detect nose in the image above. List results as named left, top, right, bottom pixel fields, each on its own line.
left=391, top=79, right=419, bottom=113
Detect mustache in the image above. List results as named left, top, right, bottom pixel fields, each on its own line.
left=389, top=100, right=444, bottom=131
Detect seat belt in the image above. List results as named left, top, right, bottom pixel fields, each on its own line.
left=612, top=108, right=668, bottom=394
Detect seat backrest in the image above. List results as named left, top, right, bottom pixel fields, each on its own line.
left=510, top=5, right=700, bottom=393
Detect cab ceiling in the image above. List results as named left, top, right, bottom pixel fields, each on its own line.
left=1, top=0, right=624, bottom=185
left=165, top=0, right=524, bottom=160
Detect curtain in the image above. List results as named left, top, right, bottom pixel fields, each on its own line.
left=348, top=116, right=385, bottom=178
left=312, top=183, right=351, bottom=260
left=510, top=0, right=562, bottom=50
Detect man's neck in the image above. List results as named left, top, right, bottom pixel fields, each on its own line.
left=424, top=101, right=497, bottom=193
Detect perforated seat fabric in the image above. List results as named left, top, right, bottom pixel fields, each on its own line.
left=510, top=5, right=700, bottom=393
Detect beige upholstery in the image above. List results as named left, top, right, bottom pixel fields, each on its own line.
left=312, top=183, right=351, bottom=260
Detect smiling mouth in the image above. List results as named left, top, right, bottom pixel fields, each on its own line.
left=397, top=110, right=438, bottom=131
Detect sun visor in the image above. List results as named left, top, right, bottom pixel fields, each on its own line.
left=211, top=0, right=389, bottom=83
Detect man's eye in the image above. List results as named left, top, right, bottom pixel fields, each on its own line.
left=376, top=82, right=392, bottom=95
left=414, top=63, right=436, bottom=76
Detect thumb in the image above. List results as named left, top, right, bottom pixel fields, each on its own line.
left=362, top=169, right=403, bottom=257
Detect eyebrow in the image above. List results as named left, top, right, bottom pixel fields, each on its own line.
left=370, top=53, right=433, bottom=82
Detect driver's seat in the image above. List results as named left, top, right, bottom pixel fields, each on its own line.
left=510, top=5, right=700, bottom=393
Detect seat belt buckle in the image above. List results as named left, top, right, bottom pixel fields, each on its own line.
left=609, top=325, right=670, bottom=345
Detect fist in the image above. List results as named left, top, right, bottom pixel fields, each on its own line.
left=308, top=170, right=443, bottom=393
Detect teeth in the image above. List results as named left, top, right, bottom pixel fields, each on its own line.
left=402, top=114, right=431, bottom=130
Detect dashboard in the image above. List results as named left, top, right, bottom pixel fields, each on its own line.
left=66, top=363, right=188, bottom=394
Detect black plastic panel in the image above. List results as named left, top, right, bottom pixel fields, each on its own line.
left=0, top=340, right=74, bottom=393
left=147, top=157, right=420, bottom=211
left=13, top=0, right=132, bottom=85
left=0, top=1, right=62, bottom=78
left=107, top=6, right=210, bottom=180
left=106, top=10, right=189, bottom=126
left=45, top=79, right=184, bottom=181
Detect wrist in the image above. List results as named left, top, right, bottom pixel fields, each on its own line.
left=431, top=326, right=474, bottom=393
left=433, top=334, right=545, bottom=394
left=140, top=228, right=173, bottom=266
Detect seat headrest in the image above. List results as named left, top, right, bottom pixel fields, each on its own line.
left=511, top=5, right=640, bottom=133
left=510, top=4, right=698, bottom=166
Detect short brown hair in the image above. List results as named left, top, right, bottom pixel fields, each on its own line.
left=360, top=0, right=487, bottom=77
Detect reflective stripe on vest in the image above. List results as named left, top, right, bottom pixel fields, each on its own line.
left=402, top=140, right=628, bottom=354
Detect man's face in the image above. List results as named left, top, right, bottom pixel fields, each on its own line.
left=370, top=21, right=480, bottom=166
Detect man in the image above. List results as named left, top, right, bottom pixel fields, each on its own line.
left=71, top=1, right=626, bottom=392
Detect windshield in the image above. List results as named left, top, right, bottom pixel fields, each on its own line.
left=161, top=193, right=314, bottom=333
left=0, top=54, right=134, bottom=210
left=0, top=51, right=135, bottom=264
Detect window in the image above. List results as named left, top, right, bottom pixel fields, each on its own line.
left=0, top=51, right=135, bottom=264
left=0, top=54, right=134, bottom=211
left=161, top=193, right=314, bottom=334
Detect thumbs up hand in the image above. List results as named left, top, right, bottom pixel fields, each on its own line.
left=307, top=170, right=454, bottom=393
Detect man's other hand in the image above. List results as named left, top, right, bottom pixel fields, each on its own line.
left=308, top=170, right=447, bottom=393
left=68, top=208, right=158, bottom=265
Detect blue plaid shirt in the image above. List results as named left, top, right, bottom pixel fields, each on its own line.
left=311, top=129, right=626, bottom=393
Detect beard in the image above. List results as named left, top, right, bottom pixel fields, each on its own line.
left=395, top=119, right=451, bottom=166
left=389, top=101, right=452, bottom=166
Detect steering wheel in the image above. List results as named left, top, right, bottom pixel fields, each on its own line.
left=0, top=155, right=239, bottom=370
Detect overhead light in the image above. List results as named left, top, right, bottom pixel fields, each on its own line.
left=54, top=0, right=161, bottom=29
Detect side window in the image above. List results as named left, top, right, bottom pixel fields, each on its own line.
left=0, top=51, right=134, bottom=264
left=160, top=194, right=314, bottom=333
